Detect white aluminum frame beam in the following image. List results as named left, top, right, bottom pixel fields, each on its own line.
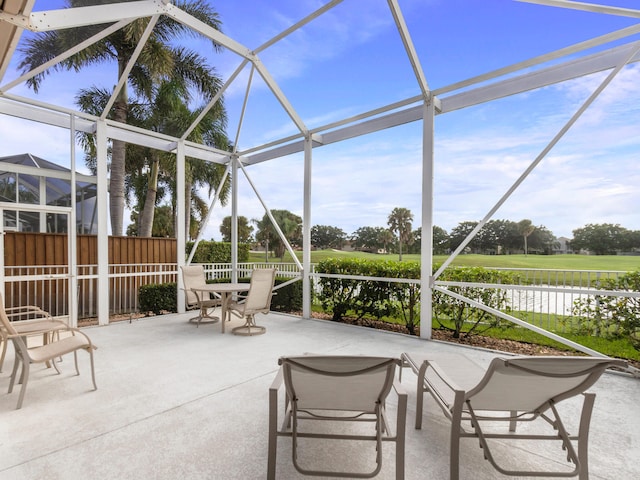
left=517, top=0, right=640, bottom=19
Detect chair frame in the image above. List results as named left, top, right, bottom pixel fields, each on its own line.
left=1, top=297, right=97, bottom=409
left=0, top=305, right=68, bottom=372
left=228, top=268, right=276, bottom=336
left=180, top=265, right=222, bottom=327
left=268, top=355, right=407, bottom=479
left=401, top=352, right=627, bottom=480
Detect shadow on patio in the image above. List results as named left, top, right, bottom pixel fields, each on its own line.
left=1, top=312, right=639, bottom=479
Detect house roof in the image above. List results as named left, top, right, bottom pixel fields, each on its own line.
left=0, top=152, right=97, bottom=205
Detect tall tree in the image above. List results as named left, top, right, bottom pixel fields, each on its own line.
left=311, top=225, right=347, bottom=250
left=351, top=226, right=387, bottom=252
left=432, top=225, right=450, bottom=254
left=387, top=207, right=414, bottom=261
left=449, top=221, right=480, bottom=253
left=18, top=0, right=224, bottom=236
left=517, top=219, right=535, bottom=255
left=571, top=223, right=629, bottom=255
left=220, top=216, right=254, bottom=243
left=254, top=210, right=302, bottom=260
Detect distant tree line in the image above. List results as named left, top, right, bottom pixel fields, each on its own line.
left=219, top=209, right=640, bottom=257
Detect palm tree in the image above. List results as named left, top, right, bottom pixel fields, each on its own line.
left=518, top=219, right=536, bottom=255
left=18, top=0, right=224, bottom=236
left=76, top=78, right=229, bottom=238
left=136, top=79, right=229, bottom=239
left=255, top=210, right=302, bottom=260
left=387, top=207, right=414, bottom=261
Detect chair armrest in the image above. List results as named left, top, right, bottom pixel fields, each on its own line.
left=12, top=319, right=70, bottom=335
left=5, top=305, right=50, bottom=321
left=69, top=327, right=98, bottom=350
left=393, top=377, right=408, bottom=397
left=423, top=360, right=464, bottom=393
left=269, top=366, right=284, bottom=392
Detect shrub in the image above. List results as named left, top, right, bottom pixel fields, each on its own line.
left=432, top=266, right=516, bottom=338
left=186, top=241, right=250, bottom=263
left=271, top=278, right=303, bottom=312
left=210, top=275, right=303, bottom=313
left=315, top=258, right=421, bottom=333
left=139, top=282, right=177, bottom=315
left=569, top=269, right=640, bottom=349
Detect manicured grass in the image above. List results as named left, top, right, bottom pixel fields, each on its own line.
left=250, top=251, right=640, bottom=272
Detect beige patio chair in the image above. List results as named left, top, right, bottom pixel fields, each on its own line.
left=0, top=294, right=97, bottom=409
left=268, top=355, right=407, bottom=480
left=0, top=304, right=68, bottom=373
left=400, top=352, right=627, bottom=480
left=227, top=268, right=276, bottom=335
left=181, top=265, right=222, bottom=327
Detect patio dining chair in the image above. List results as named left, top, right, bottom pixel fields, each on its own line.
left=268, top=355, right=407, bottom=479
left=226, top=268, right=276, bottom=335
left=181, top=265, right=222, bottom=326
left=0, top=294, right=97, bottom=409
left=400, top=352, right=627, bottom=480
left=0, top=304, right=68, bottom=373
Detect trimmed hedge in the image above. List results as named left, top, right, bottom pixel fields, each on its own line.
left=315, top=258, right=421, bottom=334
left=186, top=240, right=250, bottom=263
left=138, top=275, right=302, bottom=315
left=315, top=258, right=517, bottom=337
left=139, top=282, right=177, bottom=315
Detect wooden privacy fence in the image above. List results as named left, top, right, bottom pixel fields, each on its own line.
left=3, top=232, right=177, bottom=318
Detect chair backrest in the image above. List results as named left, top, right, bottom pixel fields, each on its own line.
left=243, top=268, right=276, bottom=314
left=0, top=294, right=19, bottom=337
left=466, top=356, right=627, bottom=413
left=181, top=265, right=209, bottom=307
left=279, top=355, right=399, bottom=413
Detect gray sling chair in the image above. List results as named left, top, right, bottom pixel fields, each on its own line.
left=268, top=355, right=407, bottom=479
left=180, top=265, right=222, bottom=326
left=0, top=294, right=97, bottom=409
left=400, top=352, right=627, bottom=480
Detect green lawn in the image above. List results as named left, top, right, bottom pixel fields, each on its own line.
left=250, top=250, right=640, bottom=272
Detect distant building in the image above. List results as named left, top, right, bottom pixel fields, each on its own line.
left=554, top=236, right=573, bottom=254
left=0, top=153, right=97, bottom=234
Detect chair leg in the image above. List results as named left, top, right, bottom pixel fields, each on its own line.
left=0, top=336, right=7, bottom=373
left=396, top=390, right=407, bottom=480
left=74, top=351, right=80, bottom=375
left=8, top=349, right=20, bottom=393
left=578, top=393, right=596, bottom=480
left=449, top=392, right=465, bottom=480
left=88, top=347, right=98, bottom=390
left=267, top=384, right=278, bottom=480
left=415, top=361, right=428, bottom=429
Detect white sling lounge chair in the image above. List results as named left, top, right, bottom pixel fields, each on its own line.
left=0, top=294, right=97, bottom=409
left=400, top=352, right=627, bottom=480
left=268, top=355, right=407, bottom=479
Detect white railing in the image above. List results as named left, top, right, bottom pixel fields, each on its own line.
left=3, top=263, right=636, bottom=332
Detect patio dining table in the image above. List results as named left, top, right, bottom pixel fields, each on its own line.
left=191, top=283, right=249, bottom=334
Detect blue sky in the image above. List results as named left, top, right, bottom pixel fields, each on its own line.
left=1, top=0, right=639, bottom=240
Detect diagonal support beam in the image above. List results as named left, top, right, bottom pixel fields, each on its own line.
left=517, top=0, right=640, bottom=18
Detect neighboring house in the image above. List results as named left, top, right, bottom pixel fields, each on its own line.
left=0, top=153, right=97, bottom=234
left=554, top=236, right=574, bottom=254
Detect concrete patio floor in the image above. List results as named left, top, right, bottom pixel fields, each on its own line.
left=1, top=311, right=639, bottom=479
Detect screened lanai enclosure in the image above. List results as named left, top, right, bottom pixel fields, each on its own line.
left=0, top=153, right=97, bottom=233
left=0, top=0, right=639, bottom=367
